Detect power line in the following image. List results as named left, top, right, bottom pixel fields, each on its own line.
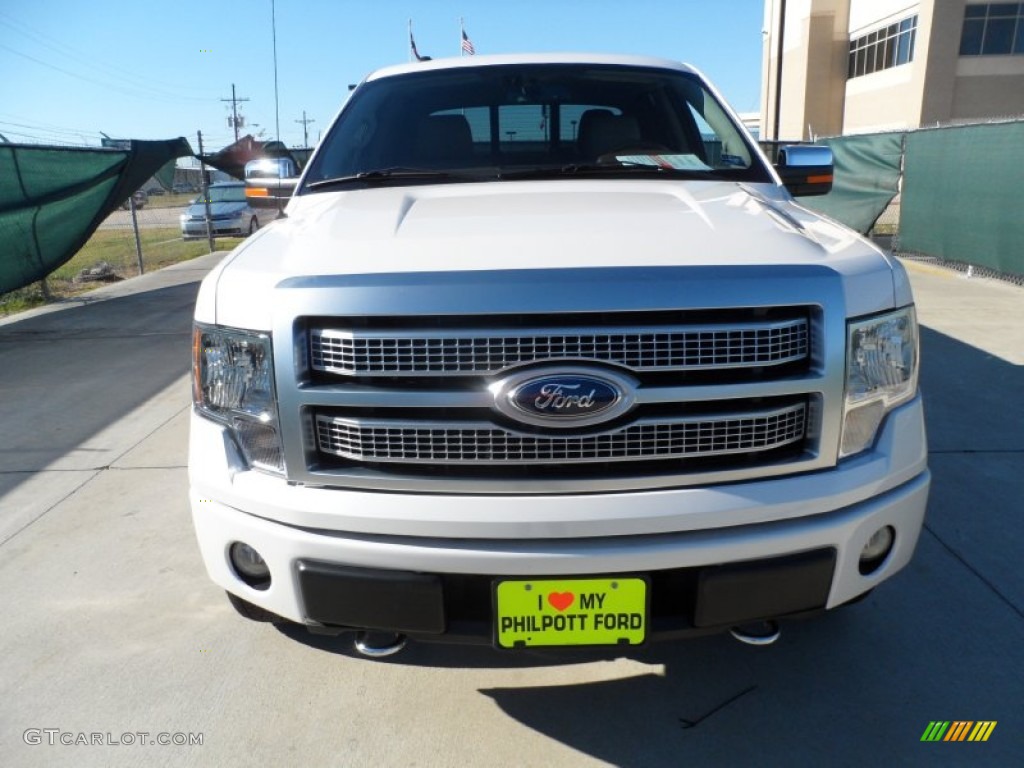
left=0, top=129, right=93, bottom=146
left=0, top=41, right=215, bottom=104
left=0, top=10, right=220, bottom=98
left=0, top=118, right=105, bottom=140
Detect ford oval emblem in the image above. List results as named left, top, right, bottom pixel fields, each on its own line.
left=492, top=368, right=636, bottom=429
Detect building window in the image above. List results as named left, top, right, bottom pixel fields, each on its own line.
left=848, top=15, right=918, bottom=79
left=960, top=3, right=1024, bottom=56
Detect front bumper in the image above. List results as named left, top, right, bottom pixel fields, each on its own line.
left=191, top=467, right=929, bottom=642
left=181, top=218, right=245, bottom=239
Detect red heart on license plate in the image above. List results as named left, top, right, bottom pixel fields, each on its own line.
left=547, top=592, right=575, bottom=612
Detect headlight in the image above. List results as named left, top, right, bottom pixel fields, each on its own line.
left=840, top=307, right=919, bottom=457
left=192, top=324, right=284, bottom=473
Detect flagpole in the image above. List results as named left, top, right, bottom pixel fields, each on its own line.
left=459, top=19, right=474, bottom=56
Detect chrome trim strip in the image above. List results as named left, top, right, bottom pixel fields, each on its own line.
left=290, top=377, right=826, bottom=410
left=298, top=451, right=821, bottom=494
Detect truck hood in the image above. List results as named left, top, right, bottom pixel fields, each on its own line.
left=199, top=180, right=908, bottom=329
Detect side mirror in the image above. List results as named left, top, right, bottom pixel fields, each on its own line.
left=775, top=145, right=833, bottom=197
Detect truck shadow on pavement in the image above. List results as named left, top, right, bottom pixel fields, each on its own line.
left=283, top=570, right=1020, bottom=766
left=0, top=282, right=199, bottom=506
left=917, top=327, right=1024, bottom=452
left=279, top=325, right=1023, bottom=766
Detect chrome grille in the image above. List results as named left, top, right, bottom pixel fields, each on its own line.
left=315, top=403, right=806, bottom=465
left=310, top=319, right=808, bottom=376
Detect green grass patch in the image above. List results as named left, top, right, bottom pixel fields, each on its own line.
left=145, top=193, right=197, bottom=209
left=1, top=228, right=243, bottom=317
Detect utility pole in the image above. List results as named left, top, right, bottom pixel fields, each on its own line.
left=272, top=0, right=280, bottom=141
left=295, top=111, right=315, bottom=147
left=221, top=83, right=250, bottom=142
left=772, top=0, right=787, bottom=143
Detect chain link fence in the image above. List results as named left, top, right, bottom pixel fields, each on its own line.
left=1, top=187, right=243, bottom=315
left=870, top=196, right=900, bottom=237
left=895, top=120, right=1024, bottom=286
left=855, top=124, right=1024, bottom=288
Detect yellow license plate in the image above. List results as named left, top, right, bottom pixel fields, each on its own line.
left=494, top=577, right=647, bottom=649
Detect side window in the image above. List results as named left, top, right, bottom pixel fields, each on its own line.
left=686, top=102, right=751, bottom=169
left=687, top=105, right=722, bottom=166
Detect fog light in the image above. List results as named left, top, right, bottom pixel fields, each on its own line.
left=858, top=526, right=895, bottom=575
left=230, top=542, right=271, bottom=589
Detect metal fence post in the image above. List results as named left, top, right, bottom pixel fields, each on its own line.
left=197, top=130, right=215, bottom=252
left=128, top=194, right=144, bottom=275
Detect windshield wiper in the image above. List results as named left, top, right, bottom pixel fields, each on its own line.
left=498, top=163, right=710, bottom=181
left=307, top=163, right=715, bottom=190
left=307, top=168, right=470, bottom=191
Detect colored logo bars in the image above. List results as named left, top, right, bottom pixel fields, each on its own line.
left=920, top=721, right=997, bottom=742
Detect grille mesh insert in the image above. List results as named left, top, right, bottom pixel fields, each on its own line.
left=315, top=404, right=806, bottom=465
left=310, top=319, right=809, bottom=376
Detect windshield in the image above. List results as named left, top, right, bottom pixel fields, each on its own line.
left=199, top=185, right=246, bottom=204
left=303, top=64, right=769, bottom=190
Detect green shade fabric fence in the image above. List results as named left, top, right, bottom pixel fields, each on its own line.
left=789, top=120, right=1024, bottom=280
left=900, top=122, right=1024, bottom=277
left=801, top=131, right=905, bottom=235
left=0, top=138, right=192, bottom=294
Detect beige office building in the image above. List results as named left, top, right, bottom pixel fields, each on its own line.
left=761, top=0, right=1024, bottom=138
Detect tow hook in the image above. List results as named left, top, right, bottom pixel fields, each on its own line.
left=729, top=620, right=781, bottom=646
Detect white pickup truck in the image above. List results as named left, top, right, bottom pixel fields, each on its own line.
left=189, top=54, right=929, bottom=656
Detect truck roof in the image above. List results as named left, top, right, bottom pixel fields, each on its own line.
left=366, top=53, right=698, bottom=82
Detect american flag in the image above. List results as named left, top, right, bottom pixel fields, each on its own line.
left=461, top=28, right=475, bottom=55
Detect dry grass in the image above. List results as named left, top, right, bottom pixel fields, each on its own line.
left=1, top=227, right=243, bottom=317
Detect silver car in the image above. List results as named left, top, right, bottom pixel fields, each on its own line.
left=180, top=181, right=261, bottom=240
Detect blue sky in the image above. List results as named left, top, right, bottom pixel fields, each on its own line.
left=0, top=1, right=766, bottom=152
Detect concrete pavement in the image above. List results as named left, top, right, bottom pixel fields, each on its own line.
left=0, top=254, right=224, bottom=547
left=0, top=255, right=1021, bottom=767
